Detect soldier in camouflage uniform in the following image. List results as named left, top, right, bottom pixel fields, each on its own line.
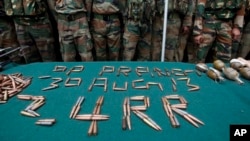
left=237, top=0, right=250, bottom=59
left=152, top=0, right=194, bottom=61
left=122, top=0, right=155, bottom=61
left=86, top=0, right=123, bottom=61
left=0, top=0, right=21, bottom=62
left=186, top=0, right=198, bottom=63
left=193, top=0, right=246, bottom=63
left=52, top=0, right=93, bottom=62
left=151, top=0, right=163, bottom=61
left=4, top=0, right=56, bottom=63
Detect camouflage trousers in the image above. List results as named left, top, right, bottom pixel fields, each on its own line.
left=0, top=17, right=20, bottom=62
left=57, top=13, right=93, bottom=62
left=238, top=21, right=250, bottom=58
left=186, top=33, right=199, bottom=63
left=166, top=13, right=186, bottom=62
left=186, top=24, right=198, bottom=63
left=13, top=16, right=56, bottom=63
left=152, top=13, right=185, bottom=61
left=151, top=14, right=163, bottom=61
left=123, top=20, right=152, bottom=61
left=195, top=20, right=233, bottom=63
left=91, top=14, right=121, bottom=61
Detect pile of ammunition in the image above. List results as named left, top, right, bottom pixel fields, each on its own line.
left=162, top=95, right=204, bottom=128
left=0, top=73, right=32, bottom=104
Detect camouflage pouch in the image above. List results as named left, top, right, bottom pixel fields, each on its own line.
left=128, top=0, right=144, bottom=21
left=176, top=0, right=189, bottom=15
left=155, top=0, right=164, bottom=15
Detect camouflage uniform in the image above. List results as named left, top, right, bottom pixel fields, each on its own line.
left=238, top=1, right=250, bottom=58
left=151, top=5, right=163, bottom=61
left=193, top=0, right=246, bottom=63
left=86, top=0, right=122, bottom=61
left=122, top=0, right=155, bottom=61
left=0, top=0, right=21, bottom=62
left=4, top=0, right=56, bottom=63
left=54, top=0, right=93, bottom=62
left=152, top=0, right=194, bottom=61
left=186, top=0, right=198, bottom=63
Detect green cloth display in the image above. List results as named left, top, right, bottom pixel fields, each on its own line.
left=1, top=62, right=250, bottom=141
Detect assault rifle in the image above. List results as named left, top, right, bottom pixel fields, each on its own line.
left=0, top=46, right=29, bottom=71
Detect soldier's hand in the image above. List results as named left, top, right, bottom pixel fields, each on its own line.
left=182, top=26, right=190, bottom=35
left=194, top=35, right=204, bottom=44
left=232, top=27, right=241, bottom=41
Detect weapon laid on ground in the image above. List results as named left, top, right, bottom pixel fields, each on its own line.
left=0, top=47, right=22, bottom=58
left=0, top=46, right=29, bottom=71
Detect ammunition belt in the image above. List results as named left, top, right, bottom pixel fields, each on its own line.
left=92, top=13, right=119, bottom=21
left=58, top=12, right=86, bottom=21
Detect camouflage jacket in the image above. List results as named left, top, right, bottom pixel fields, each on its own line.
left=193, top=0, right=246, bottom=35
left=85, top=0, right=123, bottom=14
left=121, top=0, right=155, bottom=24
left=54, top=0, right=87, bottom=14
left=4, top=0, right=47, bottom=16
left=154, top=0, right=195, bottom=27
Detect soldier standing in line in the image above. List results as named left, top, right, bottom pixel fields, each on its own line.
left=151, top=0, right=163, bottom=61
left=151, top=0, right=194, bottom=61
left=237, top=0, right=250, bottom=59
left=52, top=0, right=93, bottom=62
left=186, top=0, right=198, bottom=63
left=193, top=0, right=246, bottom=63
left=0, top=0, right=21, bottom=63
left=175, top=0, right=195, bottom=62
left=4, top=0, right=56, bottom=63
left=122, top=0, right=155, bottom=61
left=86, top=0, right=123, bottom=61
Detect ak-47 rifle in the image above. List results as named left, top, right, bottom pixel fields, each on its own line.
left=0, top=47, right=20, bottom=71
left=0, top=46, right=29, bottom=71
left=0, top=47, right=22, bottom=58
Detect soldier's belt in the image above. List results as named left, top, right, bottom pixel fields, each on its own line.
left=58, top=12, right=86, bottom=21
left=13, top=14, right=46, bottom=21
left=92, top=13, right=119, bottom=21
